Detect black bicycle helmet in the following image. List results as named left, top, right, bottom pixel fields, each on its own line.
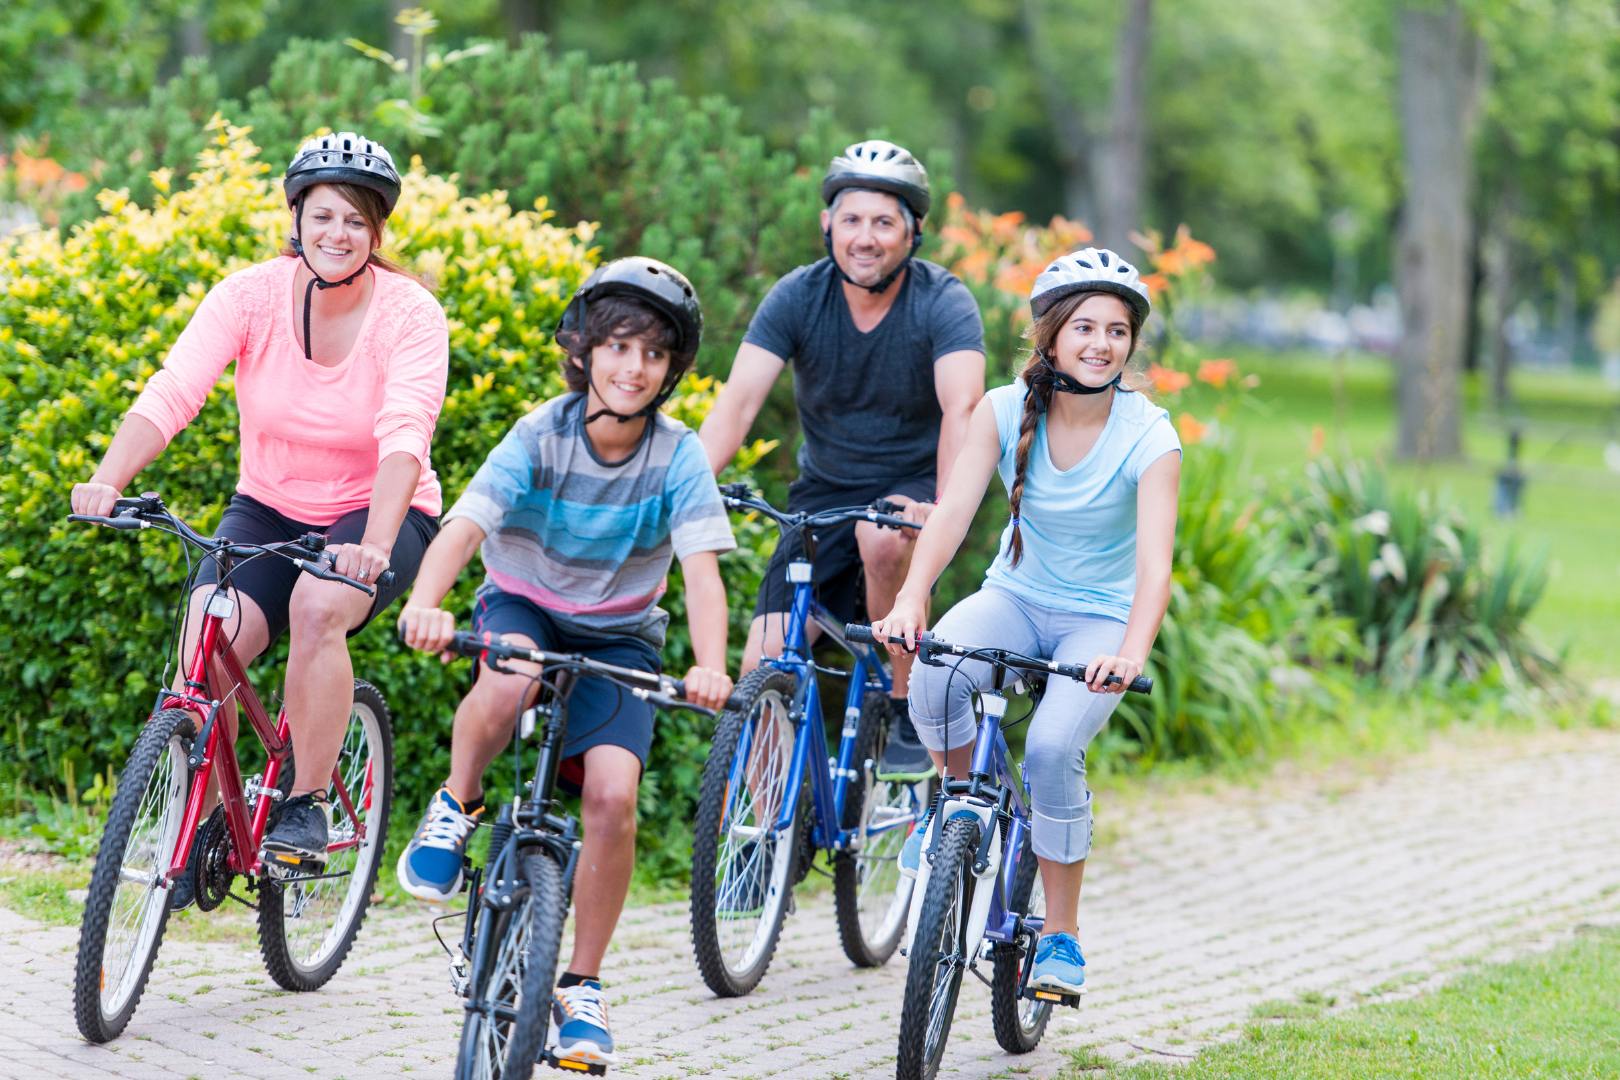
left=284, top=131, right=402, bottom=215
left=555, top=257, right=704, bottom=426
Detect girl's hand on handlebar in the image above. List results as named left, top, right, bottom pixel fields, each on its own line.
left=398, top=605, right=457, bottom=658
left=870, top=594, right=928, bottom=656
left=330, top=541, right=391, bottom=587
left=71, top=480, right=122, bottom=518
left=682, top=666, right=734, bottom=711
left=1084, top=654, right=1143, bottom=694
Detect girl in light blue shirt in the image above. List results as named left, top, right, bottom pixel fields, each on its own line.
left=872, top=247, right=1181, bottom=996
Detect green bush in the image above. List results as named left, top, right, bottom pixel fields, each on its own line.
left=0, top=120, right=774, bottom=870
left=58, top=36, right=844, bottom=383
left=1283, top=457, right=1560, bottom=689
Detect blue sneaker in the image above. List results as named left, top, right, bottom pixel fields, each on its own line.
left=898, top=806, right=936, bottom=879
left=396, top=787, right=481, bottom=902
left=551, top=980, right=615, bottom=1066
left=1030, top=932, right=1086, bottom=994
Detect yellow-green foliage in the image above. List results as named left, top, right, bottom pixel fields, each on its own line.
left=0, top=118, right=768, bottom=866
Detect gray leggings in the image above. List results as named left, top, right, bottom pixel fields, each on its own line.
left=908, top=586, right=1126, bottom=864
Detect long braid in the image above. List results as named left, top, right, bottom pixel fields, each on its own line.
left=1007, top=369, right=1048, bottom=568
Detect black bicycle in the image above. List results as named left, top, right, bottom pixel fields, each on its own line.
left=434, top=630, right=721, bottom=1080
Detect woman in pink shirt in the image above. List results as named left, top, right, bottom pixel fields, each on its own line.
left=69, top=132, right=449, bottom=891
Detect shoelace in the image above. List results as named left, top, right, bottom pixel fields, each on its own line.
left=556, top=984, right=610, bottom=1030
left=1043, top=934, right=1086, bottom=967
left=417, top=797, right=477, bottom=850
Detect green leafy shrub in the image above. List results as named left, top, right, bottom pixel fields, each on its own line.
left=58, top=36, right=844, bottom=382
left=1283, top=457, right=1560, bottom=689
left=0, top=120, right=773, bottom=870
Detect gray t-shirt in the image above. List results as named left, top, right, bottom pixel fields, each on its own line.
left=743, top=257, right=984, bottom=487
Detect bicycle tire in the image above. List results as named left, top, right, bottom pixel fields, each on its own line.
left=990, top=829, right=1052, bottom=1052
left=455, top=846, right=566, bottom=1080
left=258, top=680, right=393, bottom=991
left=896, top=815, right=979, bottom=1080
left=834, top=690, right=924, bottom=968
left=689, top=667, right=801, bottom=997
left=73, top=708, right=195, bottom=1043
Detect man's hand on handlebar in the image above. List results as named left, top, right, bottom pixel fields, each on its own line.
left=681, top=666, right=734, bottom=711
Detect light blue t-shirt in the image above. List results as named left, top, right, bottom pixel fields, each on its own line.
left=982, top=381, right=1181, bottom=622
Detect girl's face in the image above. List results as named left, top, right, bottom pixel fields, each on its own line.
left=296, top=184, right=378, bottom=280
left=1050, top=293, right=1134, bottom=388
left=580, top=330, right=673, bottom=417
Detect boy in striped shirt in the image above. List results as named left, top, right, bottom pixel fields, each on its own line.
left=396, top=258, right=734, bottom=1066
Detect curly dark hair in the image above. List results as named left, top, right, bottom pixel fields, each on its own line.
left=560, top=293, right=692, bottom=395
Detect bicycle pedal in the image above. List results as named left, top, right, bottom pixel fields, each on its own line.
left=543, top=1052, right=607, bottom=1075
left=1025, top=986, right=1084, bottom=1009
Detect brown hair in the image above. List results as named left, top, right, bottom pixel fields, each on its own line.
left=280, top=181, right=432, bottom=290
left=1007, top=289, right=1146, bottom=567
left=559, top=293, right=691, bottom=396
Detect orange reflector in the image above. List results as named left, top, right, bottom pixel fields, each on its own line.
left=556, top=1060, right=589, bottom=1072
left=100, top=967, right=106, bottom=991
left=1034, top=990, right=1062, bottom=1001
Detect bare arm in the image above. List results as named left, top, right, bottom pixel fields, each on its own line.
left=329, top=451, right=420, bottom=583
left=932, top=349, right=986, bottom=496
left=70, top=414, right=168, bottom=516
left=397, top=516, right=487, bottom=653
left=697, top=342, right=786, bottom=475
left=1086, top=450, right=1181, bottom=692
left=869, top=397, right=1002, bottom=650
left=677, top=549, right=733, bottom=708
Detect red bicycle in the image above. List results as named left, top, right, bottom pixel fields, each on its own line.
left=68, top=493, right=394, bottom=1043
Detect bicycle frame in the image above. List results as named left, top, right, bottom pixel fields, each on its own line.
left=161, top=579, right=370, bottom=885
left=737, top=559, right=901, bottom=854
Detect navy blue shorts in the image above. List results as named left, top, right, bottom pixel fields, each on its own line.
left=470, top=586, right=662, bottom=774
left=196, top=492, right=439, bottom=642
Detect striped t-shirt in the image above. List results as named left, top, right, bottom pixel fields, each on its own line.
left=443, top=393, right=736, bottom=647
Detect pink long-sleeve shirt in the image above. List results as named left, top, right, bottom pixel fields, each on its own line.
left=129, top=256, right=449, bottom=523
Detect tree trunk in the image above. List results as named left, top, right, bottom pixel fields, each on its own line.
left=1394, top=2, right=1485, bottom=461
left=500, top=0, right=553, bottom=44
left=1479, top=186, right=1517, bottom=412
left=1019, top=0, right=1094, bottom=223
left=1090, top=0, right=1152, bottom=252
left=388, top=0, right=412, bottom=62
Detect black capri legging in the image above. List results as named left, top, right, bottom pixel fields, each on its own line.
left=194, top=492, right=440, bottom=642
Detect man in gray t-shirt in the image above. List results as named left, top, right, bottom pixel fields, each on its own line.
left=699, top=139, right=986, bottom=777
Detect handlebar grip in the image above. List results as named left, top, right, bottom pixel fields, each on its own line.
left=377, top=569, right=396, bottom=588
left=67, top=513, right=145, bottom=530
left=845, top=622, right=876, bottom=644
left=1128, top=675, right=1153, bottom=694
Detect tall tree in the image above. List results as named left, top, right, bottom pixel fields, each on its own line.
left=1091, top=0, right=1152, bottom=251
left=1394, top=0, right=1484, bottom=460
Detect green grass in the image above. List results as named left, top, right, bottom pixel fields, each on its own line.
left=1185, top=348, right=1620, bottom=676
left=1061, top=925, right=1620, bottom=1079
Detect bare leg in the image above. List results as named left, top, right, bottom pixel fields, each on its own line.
left=566, top=745, right=643, bottom=977
left=283, top=577, right=375, bottom=798
left=1037, top=857, right=1086, bottom=938
left=441, top=636, right=544, bottom=803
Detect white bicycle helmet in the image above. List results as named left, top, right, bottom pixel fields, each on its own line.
left=821, top=139, right=931, bottom=221
left=1030, top=247, right=1152, bottom=321
left=285, top=131, right=402, bottom=215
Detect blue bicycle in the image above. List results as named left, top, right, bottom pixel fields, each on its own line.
left=843, top=625, right=1150, bottom=1080
left=688, top=484, right=930, bottom=996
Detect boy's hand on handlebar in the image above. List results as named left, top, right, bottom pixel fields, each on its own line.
left=682, top=666, right=733, bottom=711
left=330, top=541, right=391, bottom=587
left=398, top=605, right=457, bottom=658
left=71, top=480, right=122, bottom=518
left=870, top=595, right=928, bottom=656
left=1085, top=654, right=1143, bottom=694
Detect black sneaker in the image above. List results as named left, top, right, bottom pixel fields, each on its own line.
left=169, top=829, right=203, bottom=911
left=259, top=791, right=330, bottom=872
left=876, top=698, right=934, bottom=780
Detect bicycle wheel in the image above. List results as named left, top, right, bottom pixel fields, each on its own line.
left=896, top=814, right=979, bottom=1080
left=259, top=680, right=393, bottom=991
left=73, top=708, right=194, bottom=1042
left=834, top=690, right=927, bottom=967
left=990, top=829, right=1052, bottom=1053
left=690, top=667, right=801, bottom=997
left=455, top=846, right=566, bottom=1080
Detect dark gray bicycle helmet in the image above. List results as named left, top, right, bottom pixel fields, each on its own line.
left=284, top=131, right=402, bottom=215
left=555, top=257, right=704, bottom=426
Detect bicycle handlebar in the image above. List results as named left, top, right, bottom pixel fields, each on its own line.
left=719, top=482, right=920, bottom=534
left=443, top=631, right=742, bottom=714
left=844, top=622, right=1153, bottom=695
left=68, top=496, right=391, bottom=597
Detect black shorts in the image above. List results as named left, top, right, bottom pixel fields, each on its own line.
left=470, top=586, right=662, bottom=772
left=752, top=472, right=936, bottom=625
left=195, top=493, right=439, bottom=642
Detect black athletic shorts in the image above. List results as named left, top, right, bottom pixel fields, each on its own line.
left=195, top=492, right=439, bottom=641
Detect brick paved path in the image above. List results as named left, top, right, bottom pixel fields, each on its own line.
left=3, top=728, right=1618, bottom=1080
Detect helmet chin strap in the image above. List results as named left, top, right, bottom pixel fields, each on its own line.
left=581, top=359, right=679, bottom=427
left=291, top=197, right=369, bottom=361
left=1030, top=352, right=1120, bottom=402
left=823, top=228, right=923, bottom=295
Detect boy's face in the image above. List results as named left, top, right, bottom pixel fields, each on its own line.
left=580, top=328, right=673, bottom=417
